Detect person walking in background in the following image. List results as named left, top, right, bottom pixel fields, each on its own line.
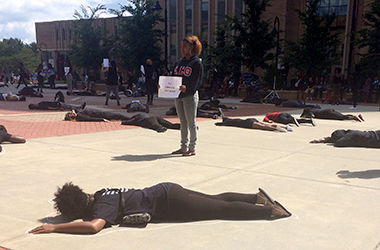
left=349, top=65, right=362, bottom=109
left=104, top=60, right=120, bottom=106
left=16, top=63, right=29, bottom=89
left=295, top=71, right=307, bottom=103
left=47, top=63, right=56, bottom=89
left=66, top=68, right=73, bottom=95
left=145, top=59, right=156, bottom=105
left=36, top=64, right=45, bottom=94
left=171, top=36, right=203, bottom=157
left=331, top=68, right=343, bottom=105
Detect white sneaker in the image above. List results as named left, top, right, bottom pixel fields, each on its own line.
left=348, top=106, right=357, bottom=110
left=286, top=124, right=293, bottom=132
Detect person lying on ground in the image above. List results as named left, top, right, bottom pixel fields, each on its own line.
left=64, top=108, right=131, bottom=122
left=215, top=109, right=292, bottom=132
left=166, top=106, right=220, bottom=119
left=0, top=125, right=26, bottom=152
left=310, top=129, right=380, bottom=148
left=121, top=113, right=180, bottom=132
left=122, top=100, right=149, bottom=113
left=263, top=112, right=315, bottom=126
left=275, top=99, right=321, bottom=109
left=0, top=92, right=26, bottom=101
left=199, top=97, right=237, bottom=111
left=18, top=86, right=43, bottom=97
left=28, top=182, right=291, bottom=234
left=300, top=108, right=364, bottom=122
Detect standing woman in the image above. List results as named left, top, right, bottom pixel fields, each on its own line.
left=105, top=60, right=120, bottom=106
left=172, top=36, right=203, bottom=156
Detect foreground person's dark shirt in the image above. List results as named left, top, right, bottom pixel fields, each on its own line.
left=329, top=130, right=380, bottom=148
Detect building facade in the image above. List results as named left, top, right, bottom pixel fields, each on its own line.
left=35, top=0, right=374, bottom=80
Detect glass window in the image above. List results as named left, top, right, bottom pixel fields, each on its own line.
left=169, top=0, right=177, bottom=61
left=217, top=0, right=225, bottom=24
left=185, top=0, right=192, bottom=35
left=318, top=0, right=348, bottom=16
left=201, top=0, right=209, bottom=41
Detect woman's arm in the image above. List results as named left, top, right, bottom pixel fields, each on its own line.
left=29, top=218, right=106, bottom=234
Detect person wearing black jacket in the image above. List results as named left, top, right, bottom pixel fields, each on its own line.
left=105, top=60, right=120, bottom=106
left=29, top=182, right=291, bottom=234
left=171, top=36, right=203, bottom=156
left=0, top=125, right=26, bottom=152
left=145, top=59, right=156, bottom=105
left=310, top=129, right=380, bottom=148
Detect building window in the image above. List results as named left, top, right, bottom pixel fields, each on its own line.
left=185, top=0, right=192, bottom=36
left=318, top=0, right=348, bottom=16
left=235, top=0, right=243, bottom=19
left=201, top=0, right=208, bottom=42
left=217, top=0, right=225, bottom=24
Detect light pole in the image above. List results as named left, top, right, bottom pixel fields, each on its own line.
left=155, top=0, right=168, bottom=70
left=264, top=16, right=280, bottom=101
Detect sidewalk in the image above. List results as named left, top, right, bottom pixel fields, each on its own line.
left=0, top=89, right=379, bottom=250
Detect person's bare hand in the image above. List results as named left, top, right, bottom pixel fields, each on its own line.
left=29, top=224, right=55, bottom=234
left=179, top=85, right=186, bottom=92
left=103, top=119, right=110, bottom=122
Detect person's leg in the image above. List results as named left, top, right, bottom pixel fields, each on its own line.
left=276, top=113, right=295, bottom=125
left=182, top=92, right=199, bottom=153
left=164, top=184, right=272, bottom=221
left=296, top=118, right=315, bottom=125
left=252, top=121, right=284, bottom=132
left=113, top=86, right=120, bottom=105
left=157, top=117, right=180, bottom=130
left=105, top=85, right=111, bottom=105
left=175, top=98, right=189, bottom=152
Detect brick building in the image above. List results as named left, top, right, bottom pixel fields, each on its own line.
left=35, top=0, right=374, bottom=80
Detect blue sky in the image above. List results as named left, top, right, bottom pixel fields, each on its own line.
left=0, top=0, right=126, bottom=43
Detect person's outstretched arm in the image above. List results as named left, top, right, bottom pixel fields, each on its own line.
left=29, top=218, right=106, bottom=234
left=309, top=137, right=332, bottom=143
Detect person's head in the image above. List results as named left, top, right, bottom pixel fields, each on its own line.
left=54, top=182, right=91, bottom=219
left=331, top=130, right=349, bottom=142
left=55, top=91, right=65, bottom=102
left=181, top=36, right=202, bottom=58
left=28, top=104, right=38, bottom=110
left=300, top=108, right=314, bottom=118
left=64, top=110, right=77, bottom=121
left=146, top=59, right=152, bottom=65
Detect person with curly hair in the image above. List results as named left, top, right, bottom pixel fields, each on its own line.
left=29, top=182, right=291, bottom=234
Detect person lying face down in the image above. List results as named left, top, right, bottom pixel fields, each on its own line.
left=0, top=92, right=26, bottom=101
left=263, top=112, right=315, bottom=126
left=310, top=129, right=380, bottom=148
left=123, top=100, right=149, bottom=113
left=0, top=125, right=26, bottom=152
left=64, top=107, right=132, bottom=122
left=199, top=97, right=237, bottom=110
left=274, top=99, right=321, bottom=109
left=215, top=110, right=293, bottom=132
left=301, top=108, right=364, bottom=122
left=121, top=113, right=180, bottom=132
left=166, top=106, right=220, bottom=119
left=28, top=182, right=291, bottom=234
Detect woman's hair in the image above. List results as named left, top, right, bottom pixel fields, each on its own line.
left=54, top=182, right=90, bottom=219
left=183, top=36, right=202, bottom=56
left=64, top=112, right=74, bottom=121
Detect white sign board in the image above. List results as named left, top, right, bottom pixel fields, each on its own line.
left=103, top=58, right=109, bottom=68
left=158, top=76, right=182, bottom=99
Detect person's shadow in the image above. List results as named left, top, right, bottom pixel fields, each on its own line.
left=39, top=214, right=72, bottom=224
left=336, top=170, right=380, bottom=179
left=112, top=153, right=181, bottom=162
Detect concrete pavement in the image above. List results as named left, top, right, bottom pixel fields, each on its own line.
left=0, top=88, right=379, bottom=250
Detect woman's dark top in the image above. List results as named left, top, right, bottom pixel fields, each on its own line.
left=90, top=183, right=172, bottom=225
left=329, top=130, right=380, bottom=148
left=172, top=56, right=203, bottom=98
left=107, top=66, right=118, bottom=86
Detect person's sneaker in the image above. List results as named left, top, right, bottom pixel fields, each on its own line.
left=358, top=114, right=364, bottom=122
left=348, top=106, right=357, bottom=110
left=218, top=107, right=225, bottom=118
left=212, top=114, right=218, bottom=119
left=310, top=119, right=316, bottom=126
left=122, top=213, right=151, bottom=224
left=286, top=124, right=293, bottom=132
left=81, top=102, right=86, bottom=110
left=293, top=117, right=300, bottom=127
left=145, top=104, right=150, bottom=113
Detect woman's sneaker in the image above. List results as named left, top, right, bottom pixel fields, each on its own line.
left=122, top=213, right=151, bottom=224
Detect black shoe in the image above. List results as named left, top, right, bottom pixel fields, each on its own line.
left=293, top=117, right=300, bottom=127
left=81, top=102, right=86, bottom=110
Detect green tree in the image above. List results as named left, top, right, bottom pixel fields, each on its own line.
left=111, top=0, right=163, bottom=72
left=70, top=4, right=109, bottom=80
left=356, top=1, right=380, bottom=76
left=231, top=0, right=274, bottom=73
left=0, top=38, right=38, bottom=73
left=286, top=0, right=339, bottom=77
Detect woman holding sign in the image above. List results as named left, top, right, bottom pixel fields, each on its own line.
left=171, top=36, right=203, bottom=156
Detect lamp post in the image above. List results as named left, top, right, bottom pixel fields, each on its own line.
left=264, top=16, right=280, bottom=101
left=155, top=0, right=168, bottom=70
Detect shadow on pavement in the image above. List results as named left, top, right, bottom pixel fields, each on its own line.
left=39, top=214, right=72, bottom=224
left=336, top=170, right=380, bottom=179
left=112, top=153, right=181, bottom=162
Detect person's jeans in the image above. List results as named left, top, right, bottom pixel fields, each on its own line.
left=175, top=91, right=199, bottom=151
left=105, top=85, right=120, bottom=104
